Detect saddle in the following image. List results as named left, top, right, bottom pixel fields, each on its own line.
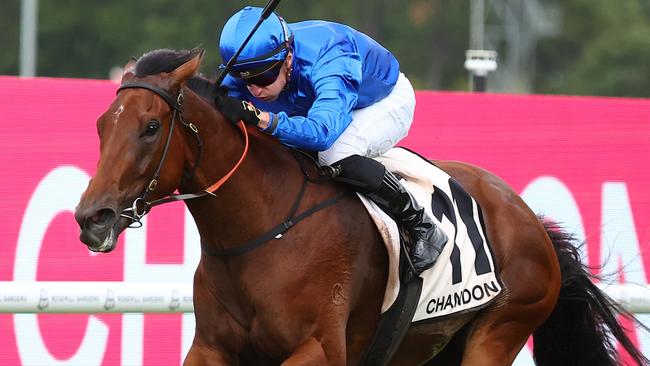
left=356, top=147, right=503, bottom=365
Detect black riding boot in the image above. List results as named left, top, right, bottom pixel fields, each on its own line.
left=367, top=169, right=448, bottom=276
left=331, top=155, right=448, bottom=277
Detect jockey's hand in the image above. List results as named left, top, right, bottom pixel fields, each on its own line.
left=214, top=95, right=261, bottom=127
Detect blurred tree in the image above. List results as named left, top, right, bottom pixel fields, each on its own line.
left=0, top=0, right=471, bottom=89
left=2, top=0, right=649, bottom=97
left=36, top=0, right=238, bottom=79
left=535, top=0, right=650, bottom=97
left=561, top=24, right=650, bottom=97
left=0, top=1, right=21, bottom=75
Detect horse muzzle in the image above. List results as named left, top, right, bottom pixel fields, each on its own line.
left=74, top=205, right=122, bottom=252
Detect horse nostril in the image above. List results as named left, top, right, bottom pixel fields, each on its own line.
left=86, top=208, right=116, bottom=230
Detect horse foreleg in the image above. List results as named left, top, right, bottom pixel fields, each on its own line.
left=281, top=336, right=344, bottom=366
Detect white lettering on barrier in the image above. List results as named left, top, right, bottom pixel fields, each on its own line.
left=512, top=345, right=535, bottom=366
left=181, top=207, right=200, bottom=363
left=520, top=176, right=587, bottom=257
left=521, top=177, right=650, bottom=296
left=122, top=203, right=201, bottom=365
left=513, top=176, right=588, bottom=365
left=520, top=178, right=649, bottom=362
left=14, top=166, right=108, bottom=366
left=601, top=182, right=650, bottom=356
left=13, top=166, right=202, bottom=365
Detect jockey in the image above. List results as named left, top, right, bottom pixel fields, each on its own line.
left=215, top=6, right=447, bottom=277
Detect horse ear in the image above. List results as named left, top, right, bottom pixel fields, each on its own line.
left=170, top=49, right=205, bottom=85
left=121, top=58, right=137, bottom=83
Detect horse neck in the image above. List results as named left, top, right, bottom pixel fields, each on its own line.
left=177, top=89, right=244, bottom=193
left=178, top=89, right=307, bottom=256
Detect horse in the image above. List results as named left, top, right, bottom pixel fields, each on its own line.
left=74, top=48, right=648, bottom=366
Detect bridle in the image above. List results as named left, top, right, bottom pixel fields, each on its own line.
left=116, top=81, right=249, bottom=227
left=114, top=80, right=343, bottom=259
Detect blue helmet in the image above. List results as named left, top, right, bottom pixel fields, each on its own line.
left=219, top=6, right=293, bottom=76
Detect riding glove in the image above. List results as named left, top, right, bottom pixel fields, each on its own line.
left=215, top=95, right=261, bottom=126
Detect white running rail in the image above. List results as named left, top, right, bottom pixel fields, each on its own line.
left=0, top=282, right=649, bottom=313
left=0, top=282, right=193, bottom=313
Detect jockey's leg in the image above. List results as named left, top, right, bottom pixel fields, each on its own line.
left=331, top=154, right=447, bottom=278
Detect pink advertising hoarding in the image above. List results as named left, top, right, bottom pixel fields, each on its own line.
left=0, top=76, right=648, bottom=365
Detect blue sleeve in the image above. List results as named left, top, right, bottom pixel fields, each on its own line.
left=267, top=46, right=362, bottom=151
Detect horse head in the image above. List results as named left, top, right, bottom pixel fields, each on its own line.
left=75, top=48, right=206, bottom=252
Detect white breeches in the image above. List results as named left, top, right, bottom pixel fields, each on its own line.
left=318, top=72, right=416, bottom=166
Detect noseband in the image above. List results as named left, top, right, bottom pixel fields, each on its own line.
left=116, top=81, right=249, bottom=227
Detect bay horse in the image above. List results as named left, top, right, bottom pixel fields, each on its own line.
left=75, top=48, right=648, bottom=366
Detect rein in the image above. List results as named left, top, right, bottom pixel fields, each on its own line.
left=116, top=81, right=249, bottom=227
left=115, top=80, right=344, bottom=258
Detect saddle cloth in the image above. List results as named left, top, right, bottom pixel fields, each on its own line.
left=358, top=147, right=503, bottom=322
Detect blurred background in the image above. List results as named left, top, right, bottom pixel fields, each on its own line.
left=3, top=0, right=650, bottom=96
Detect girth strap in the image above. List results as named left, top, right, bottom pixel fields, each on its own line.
left=202, top=178, right=346, bottom=257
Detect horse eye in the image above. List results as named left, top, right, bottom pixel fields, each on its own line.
left=143, top=120, right=161, bottom=137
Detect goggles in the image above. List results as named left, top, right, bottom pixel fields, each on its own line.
left=229, top=57, right=286, bottom=87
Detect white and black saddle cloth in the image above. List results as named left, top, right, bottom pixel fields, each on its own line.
left=358, top=147, right=503, bottom=322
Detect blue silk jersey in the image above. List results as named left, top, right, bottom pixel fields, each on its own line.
left=221, top=20, right=400, bottom=151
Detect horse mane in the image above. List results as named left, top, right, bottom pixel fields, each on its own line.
left=135, top=48, right=201, bottom=77
left=187, top=75, right=227, bottom=103
left=134, top=47, right=227, bottom=105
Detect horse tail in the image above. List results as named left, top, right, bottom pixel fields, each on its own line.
left=532, top=219, right=649, bottom=366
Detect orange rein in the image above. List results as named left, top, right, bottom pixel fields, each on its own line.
left=203, top=120, right=250, bottom=194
